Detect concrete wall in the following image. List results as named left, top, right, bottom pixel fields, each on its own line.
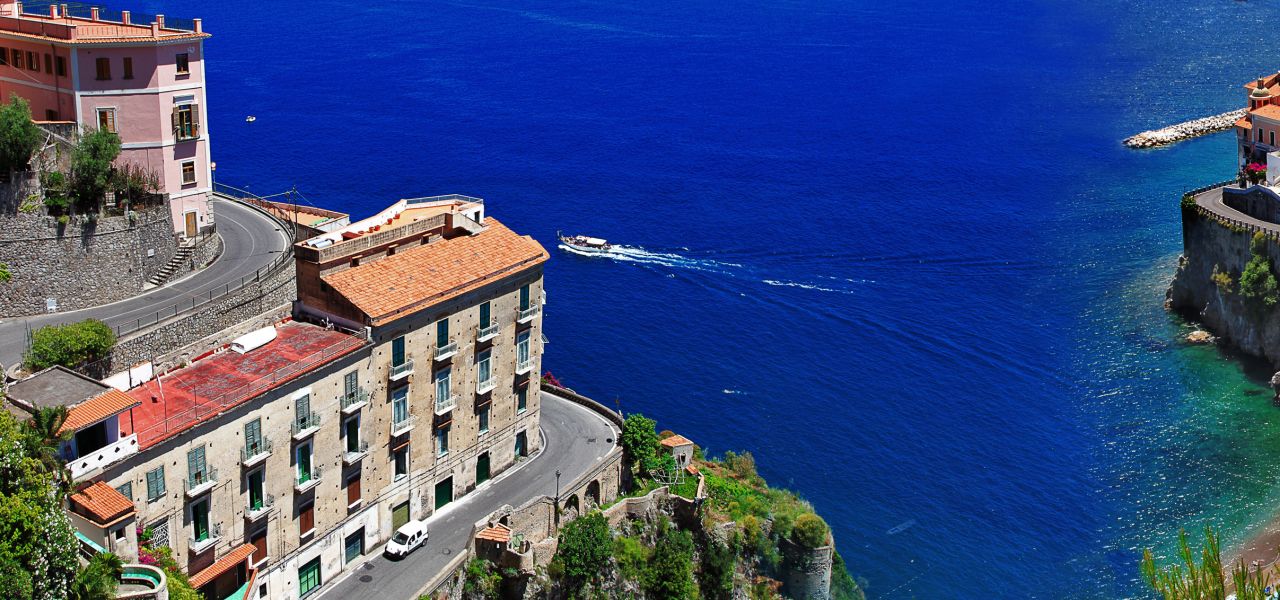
left=0, top=202, right=176, bottom=316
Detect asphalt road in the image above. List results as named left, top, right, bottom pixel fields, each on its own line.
left=319, top=392, right=620, bottom=600
left=0, top=197, right=289, bottom=367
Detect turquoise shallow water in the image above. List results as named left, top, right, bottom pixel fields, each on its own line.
left=133, top=0, right=1280, bottom=595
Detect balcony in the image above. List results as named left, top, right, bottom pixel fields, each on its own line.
left=476, top=374, right=496, bottom=395
left=390, top=358, right=415, bottom=381
left=391, top=414, right=416, bottom=437
left=341, top=388, right=370, bottom=414
left=516, top=356, right=534, bottom=375
left=245, top=494, right=275, bottom=522
left=185, top=468, right=219, bottom=498
left=435, top=394, right=458, bottom=416
left=343, top=440, right=370, bottom=464
left=240, top=439, right=273, bottom=467
left=117, top=564, right=166, bottom=600
left=295, top=464, right=322, bottom=493
left=434, top=342, right=458, bottom=361
left=517, top=304, right=540, bottom=324
left=189, top=523, right=222, bottom=554
left=291, top=413, right=321, bottom=440
left=68, top=434, right=138, bottom=480
left=477, top=322, right=499, bottom=342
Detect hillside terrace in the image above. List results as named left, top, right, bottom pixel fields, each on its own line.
left=121, top=320, right=368, bottom=449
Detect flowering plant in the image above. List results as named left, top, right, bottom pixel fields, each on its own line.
left=1248, top=162, right=1267, bottom=173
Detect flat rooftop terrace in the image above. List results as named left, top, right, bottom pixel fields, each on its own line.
left=122, top=321, right=366, bottom=449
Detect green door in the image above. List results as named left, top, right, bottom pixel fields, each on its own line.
left=193, top=499, right=209, bottom=541
left=476, top=453, right=490, bottom=485
left=515, top=431, right=527, bottom=457
left=392, top=501, right=410, bottom=530
left=344, top=531, right=364, bottom=564
left=392, top=336, right=405, bottom=366
left=248, top=470, right=264, bottom=510
left=299, top=558, right=321, bottom=597
left=434, top=477, right=453, bottom=510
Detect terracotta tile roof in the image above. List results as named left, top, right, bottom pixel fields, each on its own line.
left=476, top=523, right=512, bottom=543
left=189, top=543, right=256, bottom=588
left=685, top=464, right=700, bottom=476
left=660, top=434, right=694, bottom=448
left=1253, top=104, right=1280, bottom=122
left=70, top=481, right=135, bottom=525
left=60, top=389, right=140, bottom=433
left=323, top=218, right=548, bottom=325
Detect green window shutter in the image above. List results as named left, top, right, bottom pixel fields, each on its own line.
left=245, top=419, right=261, bottom=449
left=146, top=467, right=165, bottom=500
left=480, top=302, right=490, bottom=328
left=188, top=446, right=206, bottom=480
left=296, top=394, right=311, bottom=417
left=344, top=371, right=357, bottom=396
left=116, top=482, right=133, bottom=501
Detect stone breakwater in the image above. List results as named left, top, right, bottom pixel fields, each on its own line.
left=1124, top=108, right=1246, bottom=149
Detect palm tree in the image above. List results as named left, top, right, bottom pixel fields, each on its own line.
left=71, top=552, right=123, bottom=600
left=22, top=405, right=73, bottom=492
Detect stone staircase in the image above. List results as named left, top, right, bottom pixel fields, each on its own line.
left=146, top=244, right=194, bottom=288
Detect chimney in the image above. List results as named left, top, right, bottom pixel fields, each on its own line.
left=90, top=7, right=98, bottom=21
left=155, top=13, right=163, bottom=28
left=120, top=9, right=129, bottom=24
left=59, top=3, right=66, bottom=17
left=193, top=18, right=201, bottom=33
left=48, top=4, right=55, bottom=18
left=13, top=2, right=21, bottom=16
left=150, top=21, right=158, bottom=36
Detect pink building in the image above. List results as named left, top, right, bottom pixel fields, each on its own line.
left=0, top=1, right=212, bottom=236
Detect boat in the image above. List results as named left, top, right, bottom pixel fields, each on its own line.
left=557, top=231, right=611, bottom=253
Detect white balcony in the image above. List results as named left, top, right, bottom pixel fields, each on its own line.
left=476, top=375, right=496, bottom=395
left=477, top=322, right=499, bottom=342
left=390, top=358, right=415, bottom=381
left=434, top=394, right=458, bottom=416
left=391, top=415, right=416, bottom=437
left=184, top=468, right=218, bottom=498
left=291, top=413, right=321, bottom=441
left=341, top=388, right=370, bottom=414
left=188, top=523, right=221, bottom=554
left=295, top=465, right=322, bottom=493
left=517, top=304, right=540, bottom=324
left=434, top=342, right=458, bottom=361
left=516, top=357, right=533, bottom=375
left=240, top=439, right=273, bottom=467
left=68, top=434, right=138, bottom=480
left=245, top=494, right=275, bottom=522
left=343, top=440, right=370, bottom=465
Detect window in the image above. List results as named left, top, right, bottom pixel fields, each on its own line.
left=346, top=472, right=361, bottom=506
left=392, top=387, right=409, bottom=426
left=0, top=48, right=8, bottom=66
left=10, top=49, right=20, bottom=69
left=43, top=53, right=50, bottom=74
left=296, top=443, right=313, bottom=485
left=175, top=52, right=190, bottom=74
left=1260, top=128, right=1265, bottom=142
left=251, top=528, right=268, bottom=565
left=247, top=469, right=264, bottom=511
left=517, top=388, right=527, bottom=414
left=344, top=370, right=359, bottom=401
left=344, top=416, right=360, bottom=453
left=55, top=55, right=65, bottom=77
left=181, top=161, right=196, bottom=185
left=1271, top=131, right=1275, bottom=147
left=479, top=405, right=490, bottom=435
left=436, top=425, right=449, bottom=457
left=245, top=418, right=263, bottom=455
left=188, top=446, right=208, bottom=486
left=480, top=301, right=491, bottom=329
left=96, top=108, right=117, bottom=133
left=95, top=56, right=109, bottom=80
left=435, top=367, right=451, bottom=401
left=519, top=284, right=531, bottom=311
left=516, top=331, right=531, bottom=369
left=192, top=498, right=210, bottom=542
left=298, top=557, right=321, bottom=597
left=295, top=394, right=312, bottom=430
left=122, top=56, right=133, bottom=79
left=44, top=109, right=57, bottom=121
left=436, top=319, right=449, bottom=347
left=476, top=350, right=491, bottom=388
left=116, top=482, right=133, bottom=501
left=393, top=446, right=408, bottom=479
left=391, top=335, right=406, bottom=366
left=145, top=467, right=165, bottom=501
left=299, top=502, right=315, bottom=538
left=26, top=51, right=36, bottom=72
left=172, top=103, right=199, bottom=140
left=114, top=527, right=126, bottom=540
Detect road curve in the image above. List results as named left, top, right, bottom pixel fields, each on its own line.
left=318, top=392, right=620, bottom=600
left=1193, top=185, right=1280, bottom=234
left=0, top=197, right=290, bottom=367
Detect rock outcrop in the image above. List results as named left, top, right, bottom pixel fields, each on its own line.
left=1125, top=109, right=1246, bottom=149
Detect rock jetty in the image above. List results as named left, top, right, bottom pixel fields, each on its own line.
left=1124, top=109, right=1246, bottom=149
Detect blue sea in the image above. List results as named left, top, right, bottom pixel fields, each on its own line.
left=150, top=0, right=1280, bottom=596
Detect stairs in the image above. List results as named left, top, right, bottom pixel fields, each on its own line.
left=147, top=244, right=194, bottom=288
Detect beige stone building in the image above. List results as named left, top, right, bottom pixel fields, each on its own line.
left=48, top=194, right=547, bottom=600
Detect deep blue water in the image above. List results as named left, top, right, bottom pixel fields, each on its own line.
left=141, top=0, right=1280, bottom=596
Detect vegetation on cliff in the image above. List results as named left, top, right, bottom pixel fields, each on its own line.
left=1141, top=526, right=1272, bottom=600
left=1239, top=233, right=1279, bottom=310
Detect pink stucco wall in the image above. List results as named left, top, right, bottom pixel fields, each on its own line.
left=0, top=36, right=74, bottom=119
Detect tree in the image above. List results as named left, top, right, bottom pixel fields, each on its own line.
left=0, top=410, right=79, bottom=600
left=23, top=318, right=116, bottom=371
left=1140, top=526, right=1273, bottom=600
left=68, top=128, right=121, bottom=211
left=698, top=538, right=736, bottom=600
left=1239, top=233, right=1279, bottom=309
left=71, top=552, right=123, bottom=600
left=0, top=94, right=41, bottom=173
left=621, top=413, right=658, bottom=470
left=791, top=513, right=831, bottom=549
left=646, top=522, right=696, bottom=600
left=111, top=162, right=160, bottom=207
left=555, top=511, right=611, bottom=587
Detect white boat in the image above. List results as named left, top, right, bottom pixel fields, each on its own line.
left=558, top=231, right=611, bottom=253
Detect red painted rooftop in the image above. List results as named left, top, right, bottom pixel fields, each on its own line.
left=122, top=321, right=365, bottom=450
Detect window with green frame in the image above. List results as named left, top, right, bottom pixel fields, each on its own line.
left=479, top=301, right=491, bottom=329
left=436, top=319, right=449, bottom=347
left=299, top=557, right=322, bottom=597
left=517, top=388, right=527, bottom=413
left=192, top=499, right=210, bottom=542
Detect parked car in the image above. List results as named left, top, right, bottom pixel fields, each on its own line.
left=384, top=521, right=429, bottom=558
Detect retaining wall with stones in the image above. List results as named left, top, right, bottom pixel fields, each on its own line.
left=0, top=203, right=177, bottom=316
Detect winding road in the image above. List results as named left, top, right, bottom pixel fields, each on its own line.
left=0, top=197, right=290, bottom=367
left=318, top=392, right=620, bottom=600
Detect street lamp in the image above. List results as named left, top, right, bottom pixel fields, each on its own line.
left=555, top=469, right=561, bottom=500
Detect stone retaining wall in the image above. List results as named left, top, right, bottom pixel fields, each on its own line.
left=0, top=203, right=177, bottom=316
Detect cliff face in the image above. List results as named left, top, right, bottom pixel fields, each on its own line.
left=1168, top=208, right=1280, bottom=365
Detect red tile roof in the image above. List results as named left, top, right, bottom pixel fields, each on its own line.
left=660, top=434, right=694, bottom=448
left=476, top=524, right=512, bottom=543
left=322, top=218, right=548, bottom=326
left=189, top=543, right=256, bottom=588
left=61, top=389, right=140, bottom=433
left=70, top=481, right=135, bottom=525
left=1253, top=104, right=1280, bottom=122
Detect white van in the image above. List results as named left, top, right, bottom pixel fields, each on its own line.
left=384, top=521, right=428, bottom=558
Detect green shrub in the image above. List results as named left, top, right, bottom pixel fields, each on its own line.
left=1211, top=264, right=1233, bottom=294
left=1181, top=192, right=1196, bottom=211
left=645, top=522, right=695, bottom=600
left=1240, top=233, right=1279, bottom=309
left=791, top=513, right=830, bottom=549
left=612, top=535, right=650, bottom=581
left=463, top=558, right=502, bottom=598
left=830, top=551, right=865, bottom=600
left=621, top=414, right=658, bottom=469
left=699, top=539, right=736, bottom=600
left=69, top=128, right=121, bottom=211
left=723, top=450, right=758, bottom=480
left=0, top=94, right=40, bottom=173
left=0, top=263, right=10, bottom=283
left=556, top=511, right=611, bottom=587
left=24, top=319, right=116, bottom=371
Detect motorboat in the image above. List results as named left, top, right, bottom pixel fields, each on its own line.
left=557, top=231, right=611, bottom=253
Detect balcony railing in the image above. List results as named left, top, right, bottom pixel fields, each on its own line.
left=390, top=358, right=415, bottom=381
left=391, top=414, right=416, bottom=437
left=341, top=388, right=370, bottom=414
left=292, top=413, right=321, bottom=440
left=343, top=440, right=370, bottom=464
left=434, top=341, right=458, bottom=361
left=246, top=493, right=275, bottom=521
left=241, top=439, right=273, bottom=467
left=189, top=522, right=221, bottom=553
left=68, top=434, right=138, bottom=479
left=185, top=468, right=218, bottom=497
left=517, top=304, right=540, bottom=324
left=516, top=356, right=533, bottom=375
left=477, top=322, right=499, bottom=342
left=295, top=464, right=322, bottom=493
left=435, top=394, right=458, bottom=416
left=476, top=374, right=496, bottom=394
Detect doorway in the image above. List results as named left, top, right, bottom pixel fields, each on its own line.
left=184, top=211, right=197, bottom=238
left=434, top=477, right=453, bottom=510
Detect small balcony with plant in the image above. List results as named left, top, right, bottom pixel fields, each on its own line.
left=291, top=412, right=321, bottom=440
left=240, top=438, right=273, bottom=467
left=184, top=467, right=218, bottom=498
left=295, top=464, right=322, bottom=493
left=341, top=387, right=370, bottom=414
left=189, top=522, right=222, bottom=554
left=343, top=440, right=370, bottom=465
left=245, top=493, right=275, bottom=522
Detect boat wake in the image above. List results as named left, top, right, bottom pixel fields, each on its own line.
left=558, top=243, right=741, bottom=274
